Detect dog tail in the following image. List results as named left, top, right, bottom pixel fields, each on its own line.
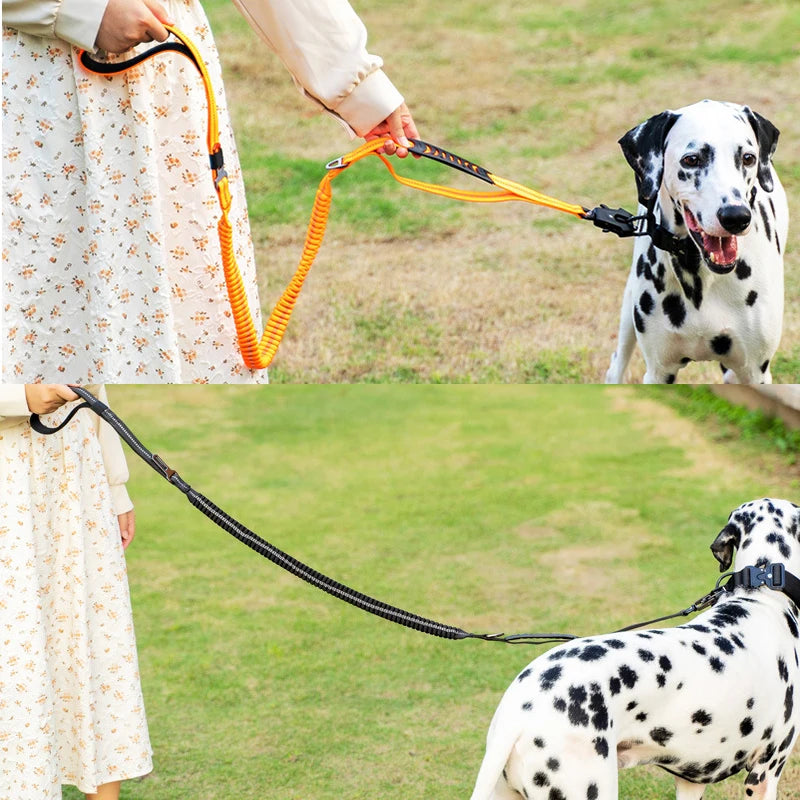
left=468, top=705, right=524, bottom=800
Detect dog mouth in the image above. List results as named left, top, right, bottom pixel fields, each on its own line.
left=683, top=208, right=738, bottom=274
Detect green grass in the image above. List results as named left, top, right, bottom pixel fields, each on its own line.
left=661, top=386, right=800, bottom=464
left=60, top=386, right=799, bottom=799
left=197, top=0, right=800, bottom=381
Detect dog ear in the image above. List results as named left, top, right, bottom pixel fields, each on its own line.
left=710, top=522, right=741, bottom=572
left=618, top=110, right=679, bottom=206
left=743, top=107, right=779, bottom=193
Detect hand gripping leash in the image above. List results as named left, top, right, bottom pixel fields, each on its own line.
left=78, top=28, right=649, bottom=371
left=29, top=388, right=800, bottom=646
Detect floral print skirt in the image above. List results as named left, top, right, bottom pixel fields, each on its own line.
left=0, top=403, right=152, bottom=797
left=2, top=0, right=267, bottom=383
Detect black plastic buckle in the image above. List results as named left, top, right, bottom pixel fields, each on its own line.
left=742, top=563, right=786, bottom=590
left=584, top=205, right=645, bottom=238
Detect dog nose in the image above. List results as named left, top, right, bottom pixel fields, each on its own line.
left=717, top=205, right=752, bottom=235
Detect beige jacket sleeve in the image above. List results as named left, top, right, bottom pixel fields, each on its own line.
left=230, top=0, right=404, bottom=137
left=1, top=0, right=109, bottom=51
left=0, top=384, right=133, bottom=515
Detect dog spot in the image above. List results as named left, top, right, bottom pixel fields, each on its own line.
left=785, top=612, right=799, bottom=638
left=748, top=698, right=755, bottom=709
left=568, top=685, right=590, bottom=727
left=589, top=684, right=609, bottom=731
left=548, top=788, right=565, bottom=800
left=546, top=757, right=560, bottom=772
left=746, top=290, right=758, bottom=306
left=709, top=656, right=725, bottom=673
left=784, top=686, right=793, bottom=722
left=704, top=759, right=722, bottom=775
left=626, top=701, right=638, bottom=711
left=692, top=643, right=707, bottom=656
left=605, top=639, right=626, bottom=650
left=736, top=260, right=752, bottom=280
left=741, top=717, right=754, bottom=736
left=762, top=726, right=774, bottom=740
left=650, top=727, right=673, bottom=746
left=522, top=702, right=533, bottom=711
left=711, top=605, right=751, bottom=628
left=518, top=668, right=532, bottom=683
left=714, top=636, right=735, bottom=655
left=593, top=736, right=609, bottom=759
left=636, top=711, right=648, bottom=721
left=533, top=737, right=546, bottom=749
left=638, top=649, right=655, bottom=663
left=618, top=665, right=638, bottom=689
left=579, top=645, right=608, bottom=662
left=779, top=726, right=795, bottom=752
left=759, top=203, right=773, bottom=241
left=710, top=334, right=732, bottom=355
left=540, top=666, right=562, bottom=691
left=736, top=749, right=748, bottom=760
left=659, top=655, right=672, bottom=672
left=639, top=291, right=654, bottom=315
left=553, top=697, right=567, bottom=713
left=759, top=742, right=777, bottom=764
left=587, top=783, right=599, bottom=800
left=767, top=532, right=791, bottom=558
left=692, top=709, right=712, bottom=726
left=533, top=772, right=549, bottom=787
left=656, top=673, right=666, bottom=687
left=609, top=676, right=622, bottom=696
left=665, top=374, right=675, bottom=384
left=634, top=307, right=646, bottom=333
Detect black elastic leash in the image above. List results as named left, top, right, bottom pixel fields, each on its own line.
left=30, top=388, right=800, bottom=646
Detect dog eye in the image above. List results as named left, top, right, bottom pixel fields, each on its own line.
left=680, top=154, right=700, bottom=168
left=742, top=153, right=757, bottom=167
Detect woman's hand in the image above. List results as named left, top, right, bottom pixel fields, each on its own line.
left=95, top=0, right=173, bottom=54
left=118, top=509, right=136, bottom=550
left=24, top=384, right=79, bottom=415
left=364, top=102, right=419, bottom=158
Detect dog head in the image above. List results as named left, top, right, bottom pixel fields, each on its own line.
left=711, top=498, right=800, bottom=573
left=619, top=100, right=780, bottom=275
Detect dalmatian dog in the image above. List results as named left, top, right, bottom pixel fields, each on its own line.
left=470, top=498, right=800, bottom=800
left=605, top=100, right=788, bottom=384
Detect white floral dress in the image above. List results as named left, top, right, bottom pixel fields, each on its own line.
left=0, top=398, right=152, bottom=797
left=2, top=0, right=267, bottom=383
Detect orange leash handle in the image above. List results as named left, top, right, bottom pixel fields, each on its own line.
left=78, top=27, right=592, bottom=371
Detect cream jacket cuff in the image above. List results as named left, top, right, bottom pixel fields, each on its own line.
left=231, top=0, right=404, bottom=137
left=2, top=0, right=109, bottom=51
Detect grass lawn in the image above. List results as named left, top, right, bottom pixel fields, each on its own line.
left=198, top=0, right=800, bottom=382
left=61, top=385, right=800, bottom=799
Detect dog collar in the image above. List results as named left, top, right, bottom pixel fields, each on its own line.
left=721, top=562, right=800, bottom=609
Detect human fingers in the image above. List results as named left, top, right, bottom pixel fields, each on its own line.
left=386, top=103, right=419, bottom=159
left=118, top=509, right=136, bottom=550
left=24, top=384, right=79, bottom=414
left=143, top=0, right=172, bottom=42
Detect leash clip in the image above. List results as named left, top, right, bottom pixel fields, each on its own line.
left=690, top=586, right=725, bottom=612
left=325, top=156, right=346, bottom=171
left=584, top=205, right=645, bottom=238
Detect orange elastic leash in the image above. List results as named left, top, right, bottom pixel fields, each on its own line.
left=79, top=26, right=632, bottom=370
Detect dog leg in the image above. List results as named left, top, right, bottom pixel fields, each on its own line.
left=674, top=776, right=706, bottom=800
left=743, top=769, right=781, bottom=800
left=606, top=278, right=637, bottom=383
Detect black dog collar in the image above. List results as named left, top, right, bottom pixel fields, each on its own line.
left=721, top=562, right=800, bottom=608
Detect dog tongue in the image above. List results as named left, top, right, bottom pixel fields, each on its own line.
left=702, top=232, right=738, bottom=265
